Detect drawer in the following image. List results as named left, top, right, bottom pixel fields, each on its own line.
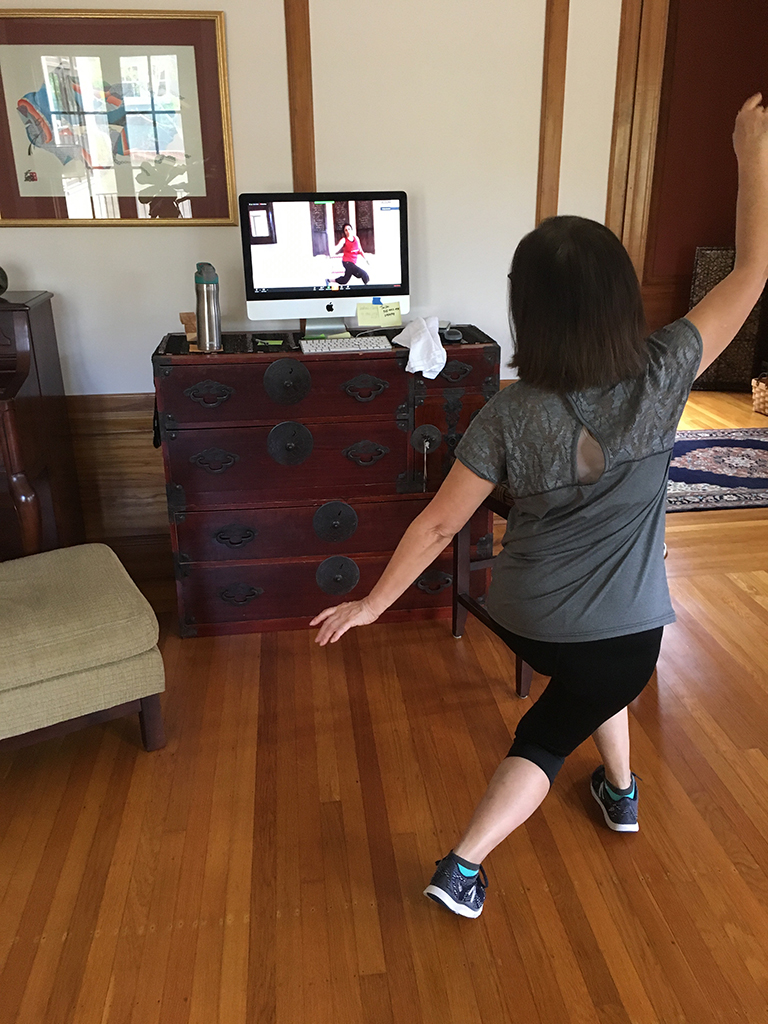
left=177, top=552, right=473, bottom=631
left=156, top=353, right=409, bottom=427
left=163, top=420, right=409, bottom=508
left=173, top=500, right=493, bottom=562
left=416, top=341, right=499, bottom=394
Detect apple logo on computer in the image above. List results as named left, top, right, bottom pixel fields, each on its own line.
left=326, top=302, right=334, bottom=312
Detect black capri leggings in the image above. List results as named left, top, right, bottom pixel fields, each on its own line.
left=495, top=625, right=664, bottom=783
left=337, top=260, right=370, bottom=285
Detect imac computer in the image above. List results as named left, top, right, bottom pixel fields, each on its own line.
left=239, top=191, right=409, bottom=334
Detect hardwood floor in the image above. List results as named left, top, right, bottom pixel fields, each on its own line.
left=1, top=393, right=767, bottom=1024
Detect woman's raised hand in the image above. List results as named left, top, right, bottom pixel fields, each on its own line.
left=733, top=93, right=768, bottom=164
left=311, top=597, right=380, bottom=646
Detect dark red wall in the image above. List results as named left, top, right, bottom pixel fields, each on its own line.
left=646, top=0, right=767, bottom=284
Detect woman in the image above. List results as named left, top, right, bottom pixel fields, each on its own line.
left=332, top=223, right=371, bottom=285
left=312, top=95, right=768, bottom=918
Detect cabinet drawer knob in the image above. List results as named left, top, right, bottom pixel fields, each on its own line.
left=215, top=524, right=257, bottom=548
left=343, top=439, right=390, bottom=466
left=267, top=422, right=314, bottom=465
left=316, top=556, right=360, bottom=595
left=220, top=583, right=264, bottom=605
left=313, top=502, right=358, bottom=542
left=183, top=379, right=234, bottom=408
left=341, top=373, right=390, bottom=403
left=190, top=447, right=239, bottom=473
left=415, top=569, right=452, bottom=594
left=263, top=359, right=312, bottom=404
left=440, top=360, right=472, bottom=383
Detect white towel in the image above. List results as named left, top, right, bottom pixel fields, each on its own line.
left=392, top=316, right=447, bottom=379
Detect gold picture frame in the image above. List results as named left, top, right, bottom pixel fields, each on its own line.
left=0, top=9, right=236, bottom=226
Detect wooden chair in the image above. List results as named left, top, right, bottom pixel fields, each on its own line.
left=452, top=483, right=533, bottom=698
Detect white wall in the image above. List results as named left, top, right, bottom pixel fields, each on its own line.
left=557, top=0, right=622, bottom=221
left=0, top=0, right=293, bottom=394
left=311, top=0, right=547, bottom=374
left=0, top=0, right=622, bottom=393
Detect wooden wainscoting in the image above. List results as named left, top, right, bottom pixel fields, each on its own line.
left=66, top=393, right=174, bottom=608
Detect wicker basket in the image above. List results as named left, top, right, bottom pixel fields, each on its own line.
left=753, top=374, right=768, bottom=415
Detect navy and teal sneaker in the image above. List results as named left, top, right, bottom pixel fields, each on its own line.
left=423, top=853, right=488, bottom=918
left=590, top=765, right=639, bottom=832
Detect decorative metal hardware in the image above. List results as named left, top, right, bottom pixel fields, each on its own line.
left=483, top=342, right=501, bottom=364
left=415, top=569, right=452, bottom=594
left=341, top=373, right=390, bottom=403
left=215, top=524, right=257, bottom=548
left=316, top=556, right=360, bottom=596
left=476, top=533, right=494, bottom=560
left=263, top=358, right=312, bottom=404
left=395, top=400, right=411, bottom=432
left=267, top=421, right=314, bottom=465
left=313, top=502, right=358, bottom=542
left=183, top=379, right=234, bottom=408
left=189, top=447, right=240, bottom=474
left=173, top=553, right=191, bottom=579
left=343, top=439, right=390, bottom=466
left=413, top=378, right=427, bottom=408
left=181, top=617, right=198, bottom=638
left=410, top=424, right=442, bottom=453
left=161, top=411, right=179, bottom=441
left=440, top=360, right=472, bottom=383
left=482, top=375, right=498, bottom=401
left=220, top=583, right=264, bottom=606
left=166, top=482, right=187, bottom=516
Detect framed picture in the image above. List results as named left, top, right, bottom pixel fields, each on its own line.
left=0, top=10, right=236, bottom=226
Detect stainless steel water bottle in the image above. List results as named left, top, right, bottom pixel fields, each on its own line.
left=195, top=262, right=221, bottom=352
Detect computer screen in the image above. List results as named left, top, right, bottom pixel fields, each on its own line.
left=239, top=191, right=410, bottom=325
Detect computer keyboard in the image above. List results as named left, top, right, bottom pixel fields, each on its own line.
left=299, top=335, right=393, bottom=354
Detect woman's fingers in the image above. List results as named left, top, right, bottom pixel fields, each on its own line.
left=740, top=92, right=763, bottom=112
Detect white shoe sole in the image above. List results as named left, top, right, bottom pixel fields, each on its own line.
left=423, top=884, right=483, bottom=918
left=590, top=783, right=639, bottom=832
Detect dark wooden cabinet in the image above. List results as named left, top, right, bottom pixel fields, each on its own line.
left=152, top=326, right=499, bottom=636
left=0, top=292, right=84, bottom=561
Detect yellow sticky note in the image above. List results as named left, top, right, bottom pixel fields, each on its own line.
left=379, top=302, right=402, bottom=327
left=356, top=303, right=382, bottom=327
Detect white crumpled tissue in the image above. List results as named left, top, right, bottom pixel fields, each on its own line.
left=392, top=316, right=447, bottom=379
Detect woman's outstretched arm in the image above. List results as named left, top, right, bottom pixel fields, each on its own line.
left=311, top=460, right=495, bottom=645
left=687, top=93, right=768, bottom=375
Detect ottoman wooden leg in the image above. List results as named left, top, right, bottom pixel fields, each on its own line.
left=139, top=694, right=166, bottom=751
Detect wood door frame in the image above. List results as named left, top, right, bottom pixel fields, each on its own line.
left=604, top=0, right=671, bottom=277
left=536, top=0, right=571, bottom=224
left=284, top=0, right=316, bottom=191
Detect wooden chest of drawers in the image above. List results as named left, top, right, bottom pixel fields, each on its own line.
left=152, top=326, right=500, bottom=636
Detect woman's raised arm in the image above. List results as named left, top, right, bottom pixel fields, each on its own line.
left=687, top=93, right=768, bottom=375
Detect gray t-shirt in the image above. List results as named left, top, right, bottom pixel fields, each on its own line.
left=454, top=318, right=703, bottom=642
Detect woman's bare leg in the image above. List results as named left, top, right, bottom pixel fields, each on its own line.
left=592, top=706, right=632, bottom=790
left=452, top=756, right=551, bottom=864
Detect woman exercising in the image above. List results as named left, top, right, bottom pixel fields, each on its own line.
left=332, top=223, right=371, bottom=285
left=312, top=95, right=768, bottom=918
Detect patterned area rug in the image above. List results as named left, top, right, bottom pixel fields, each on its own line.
left=667, top=428, right=768, bottom=512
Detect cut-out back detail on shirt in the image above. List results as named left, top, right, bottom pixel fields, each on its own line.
left=575, top=427, right=605, bottom=485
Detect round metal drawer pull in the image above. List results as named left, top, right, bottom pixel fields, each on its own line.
left=267, top=422, right=313, bottom=465
left=263, top=359, right=312, bottom=404
left=316, top=556, right=360, bottom=595
left=313, top=502, right=358, bottom=542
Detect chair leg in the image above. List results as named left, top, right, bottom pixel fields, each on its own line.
left=452, top=520, right=471, bottom=638
left=515, top=657, right=533, bottom=699
left=138, top=693, right=166, bottom=751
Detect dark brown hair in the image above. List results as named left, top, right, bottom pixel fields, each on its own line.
left=508, top=216, right=648, bottom=392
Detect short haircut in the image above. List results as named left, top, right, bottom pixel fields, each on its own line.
left=508, top=216, right=649, bottom=392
